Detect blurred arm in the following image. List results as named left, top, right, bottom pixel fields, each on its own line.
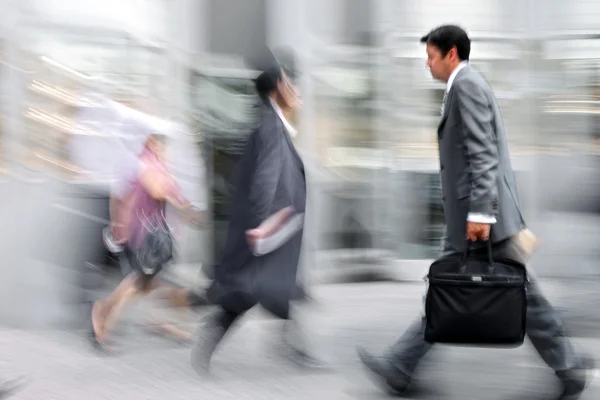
left=456, top=80, right=499, bottom=224
left=248, top=123, right=284, bottom=228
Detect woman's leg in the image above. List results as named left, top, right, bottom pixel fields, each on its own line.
left=143, top=279, right=196, bottom=342
left=92, top=274, right=140, bottom=344
left=151, top=279, right=192, bottom=307
left=101, top=275, right=140, bottom=339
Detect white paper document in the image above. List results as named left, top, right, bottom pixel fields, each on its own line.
left=252, top=210, right=305, bottom=256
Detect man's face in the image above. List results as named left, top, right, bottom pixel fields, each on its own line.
left=425, top=43, right=455, bottom=83
left=277, top=71, right=301, bottom=111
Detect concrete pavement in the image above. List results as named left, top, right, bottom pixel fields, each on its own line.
left=1, top=281, right=599, bottom=400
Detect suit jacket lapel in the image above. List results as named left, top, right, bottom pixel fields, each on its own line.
left=283, top=131, right=304, bottom=171
left=437, top=90, right=453, bottom=137
left=437, top=66, right=470, bottom=137
left=264, top=104, right=304, bottom=180
left=266, top=103, right=305, bottom=177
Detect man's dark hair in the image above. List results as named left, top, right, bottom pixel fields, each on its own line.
left=254, top=67, right=282, bottom=99
left=420, top=25, right=471, bottom=61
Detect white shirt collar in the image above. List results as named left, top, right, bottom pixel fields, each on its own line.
left=446, top=61, right=469, bottom=92
left=269, top=98, right=297, bottom=138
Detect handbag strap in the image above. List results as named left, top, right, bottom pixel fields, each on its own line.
left=461, top=235, right=494, bottom=274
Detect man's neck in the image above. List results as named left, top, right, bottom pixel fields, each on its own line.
left=445, top=62, right=462, bottom=83
left=269, top=98, right=297, bottom=137
left=445, top=60, right=469, bottom=91
left=269, top=96, right=285, bottom=112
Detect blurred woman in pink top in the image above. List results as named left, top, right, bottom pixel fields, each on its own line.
left=92, top=132, right=203, bottom=352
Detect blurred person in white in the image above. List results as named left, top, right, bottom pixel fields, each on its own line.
left=191, top=46, right=323, bottom=375
left=357, top=25, right=594, bottom=400
left=91, top=132, right=204, bottom=352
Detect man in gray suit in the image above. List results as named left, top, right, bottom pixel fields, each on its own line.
left=357, top=25, right=593, bottom=399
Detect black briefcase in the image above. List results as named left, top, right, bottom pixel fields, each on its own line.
left=424, top=240, right=527, bottom=347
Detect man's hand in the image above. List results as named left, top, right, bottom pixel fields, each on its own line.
left=246, top=228, right=264, bottom=250
left=246, top=207, right=295, bottom=251
left=466, top=221, right=491, bottom=242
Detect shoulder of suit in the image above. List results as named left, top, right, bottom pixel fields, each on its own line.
left=453, top=69, right=490, bottom=96
left=259, top=104, right=281, bottom=126
left=260, top=102, right=276, bottom=116
left=255, top=110, right=284, bottom=145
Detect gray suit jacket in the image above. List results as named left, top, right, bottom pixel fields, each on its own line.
left=438, top=64, right=525, bottom=253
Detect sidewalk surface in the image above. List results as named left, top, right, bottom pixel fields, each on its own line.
left=1, top=281, right=599, bottom=400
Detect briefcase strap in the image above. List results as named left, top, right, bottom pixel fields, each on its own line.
left=460, top=238, right=494, bottom=274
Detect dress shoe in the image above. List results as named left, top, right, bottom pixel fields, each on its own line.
left=190, top=316, right=228, bottom=375
left=557, top=355, right=595, bottom=400
left=278, top=321, right=328, bottom=370
left=285, top=345, right=328, bottom=370
left=357, top=347, right=411, bottom=395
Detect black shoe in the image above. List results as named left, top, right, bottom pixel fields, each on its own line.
left=286, top=346, right=329, bottom=370
left=557, top=355, right=595, bottom=400
left=190, top=323, right=223, bottom=376
left=191, top=312, right=235, bottom=376
left=190, top=344, right=211, bottom=376
left=0, top=376, right=28, bottom=399
left=357, top=347, right=411, bottom=396
left=279, top=320, right=327, bottom=370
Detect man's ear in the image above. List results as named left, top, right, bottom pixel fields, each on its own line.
left=449, top=46, right=458, bottom=61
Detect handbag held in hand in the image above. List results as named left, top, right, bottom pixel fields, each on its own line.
left=424, top=240, right=528, bottom=347
left=134, top=209, right=173, bottom=278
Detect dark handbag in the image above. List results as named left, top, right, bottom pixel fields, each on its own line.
left=424, top=240, right=528, bottom=347
left=134, top=209, right=173, bottom=278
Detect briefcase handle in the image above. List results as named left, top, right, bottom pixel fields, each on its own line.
left=460, top=239, right=494, bottom=273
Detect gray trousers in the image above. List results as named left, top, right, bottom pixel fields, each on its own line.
left=386, top=236, right=580, bottom=375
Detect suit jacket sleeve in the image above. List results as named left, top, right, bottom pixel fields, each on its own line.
left=249, top=121, right=283, bottom=227
left=456, top=80, right=499, bottom=216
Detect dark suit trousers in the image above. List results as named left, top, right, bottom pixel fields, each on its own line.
left=209, top=283, right=304, bottom=340
left=386, top=236, right=580, bottom=376
left=209, top=295, right=302, bottom=355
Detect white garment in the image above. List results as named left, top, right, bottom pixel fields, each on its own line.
left=253, top=214, right=305, bottom=256
left=270, top=99, right=298, bottom=138
left=446, top=60, right=469, bottom=92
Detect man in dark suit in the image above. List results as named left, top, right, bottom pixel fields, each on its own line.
left=357, top=25, right=593, bottom=399
left=191, top=47, right=321, bottom=374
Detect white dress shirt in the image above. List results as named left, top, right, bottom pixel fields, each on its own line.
left=444, top=61, right=497, bottom=225
left=445, top=61, right=469, bottom=93
left=270, top=98, right=297, bottom=138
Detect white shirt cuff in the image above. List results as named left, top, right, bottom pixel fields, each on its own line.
left=467, top=213, right=497, bottom=224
